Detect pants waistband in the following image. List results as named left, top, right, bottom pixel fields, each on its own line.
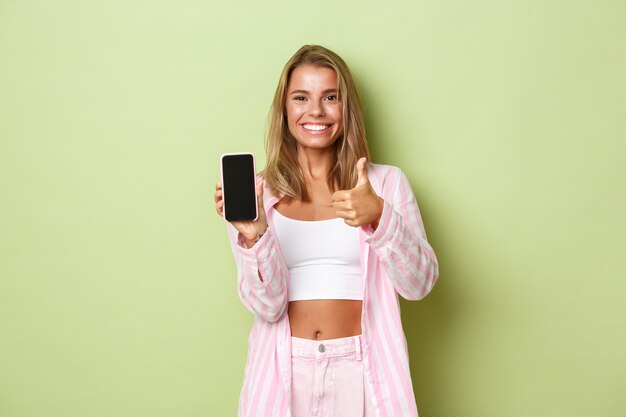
left=291, top=334, right=363, bottom=360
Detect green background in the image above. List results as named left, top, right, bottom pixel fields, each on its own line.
left=1, top=1, right=624, bottom=416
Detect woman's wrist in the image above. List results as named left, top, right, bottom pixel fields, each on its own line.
left=244, top=233, right=263, bottom=248
left=243, top=226, right=268, bottom=248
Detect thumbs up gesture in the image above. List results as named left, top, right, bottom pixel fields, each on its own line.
left=331, top=157, right=384, bottom=228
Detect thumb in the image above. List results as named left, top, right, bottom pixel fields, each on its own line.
left=355, top=157, right=369, bottom=187
left=256, top=179, right=265, bottom=209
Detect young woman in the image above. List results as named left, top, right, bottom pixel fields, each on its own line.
left=215, top=45, right=439, bottom=417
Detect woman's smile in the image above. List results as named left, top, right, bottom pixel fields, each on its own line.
left=301, top=123, right=333, bottom=134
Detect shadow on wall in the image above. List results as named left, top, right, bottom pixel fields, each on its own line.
left=398, top=189, right=469, bottom=416
left=399, top=171, right=458, bottom=413
left=401, top=274, right=455, bottom=415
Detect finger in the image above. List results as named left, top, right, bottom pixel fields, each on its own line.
left=355, top=157, right=369, bottom=187
left=256, top=180, right=265, bottom=211
left=330, top=201, right=352, bottom=211
left=216, top=181, right=222, bottom=190
left=343, top=218, right=359, bottom=227
left=214, top=189, right=222, bottom=203
left=334, top=209, right=356, bottom=220
left=216, top=200, right=224, bottom=216
left=331, top=190, right=351, bottom=202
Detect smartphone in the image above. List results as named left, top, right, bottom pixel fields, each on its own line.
left=220, top=153, right=258, bottom=222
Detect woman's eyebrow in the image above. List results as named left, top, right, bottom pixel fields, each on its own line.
left=289, top=88, right=338, bottom=95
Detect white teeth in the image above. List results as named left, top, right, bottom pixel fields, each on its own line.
left=303, top=124, right=329, bottom=131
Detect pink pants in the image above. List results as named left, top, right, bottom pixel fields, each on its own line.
left=291, top=335, right=376, bottom=417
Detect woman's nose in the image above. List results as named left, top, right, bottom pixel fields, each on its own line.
left=308, top=101, right=325, bottom=117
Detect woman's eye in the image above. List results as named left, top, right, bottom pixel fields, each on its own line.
left=325, top=95, right=338, bottom=101
left=293, top=96, right=306, bottom=101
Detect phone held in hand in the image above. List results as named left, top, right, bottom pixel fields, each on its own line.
left=220, top=153, right=258, bottom=222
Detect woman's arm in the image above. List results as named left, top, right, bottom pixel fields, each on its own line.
left=226, top=225, right=289, bottom=322
left=216, top=180, right=289, bottom=322
left=363, top=167, right=439, bottom=300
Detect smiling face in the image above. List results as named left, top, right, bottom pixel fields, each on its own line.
left=285, top=65, right=343, bottom=151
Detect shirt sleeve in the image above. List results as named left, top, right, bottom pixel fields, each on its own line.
left=227, top=223, right=289, bottom=322
left=362, top=167, right=439, bottom=300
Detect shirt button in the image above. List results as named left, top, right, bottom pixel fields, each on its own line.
left=318, top=344, right=326, bottom=353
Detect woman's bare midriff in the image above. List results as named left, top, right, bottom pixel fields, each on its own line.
left=277, top=196, right=362, bottom=340
left=288, top=300, right=362, bottom=340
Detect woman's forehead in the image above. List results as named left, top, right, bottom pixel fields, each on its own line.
left=287, top=65, right=338, bottom=91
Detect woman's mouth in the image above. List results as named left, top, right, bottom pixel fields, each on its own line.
left=302, top=124, right=332, bottom=134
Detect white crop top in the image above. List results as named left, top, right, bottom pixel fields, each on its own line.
left=272, top=210, right=363, bottom=301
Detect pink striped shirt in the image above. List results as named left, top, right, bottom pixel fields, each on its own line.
left=226, top=163, right=439, bottom=417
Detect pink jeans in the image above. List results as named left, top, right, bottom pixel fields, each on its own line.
left=291, top=335, right=376, bottom=417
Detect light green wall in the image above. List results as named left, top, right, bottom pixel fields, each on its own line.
left=1, top=1, right=624, bottom=416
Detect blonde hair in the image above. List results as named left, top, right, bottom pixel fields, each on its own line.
left=263, top=45, right=370, bottom=201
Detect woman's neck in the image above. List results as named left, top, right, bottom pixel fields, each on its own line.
left=297, top=147, right=334, bottom=182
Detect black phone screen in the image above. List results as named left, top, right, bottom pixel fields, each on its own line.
left=221, top=153, right=257, bottom=222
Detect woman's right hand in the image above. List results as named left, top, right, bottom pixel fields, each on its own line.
left=215, top=180, right=268, bottom=248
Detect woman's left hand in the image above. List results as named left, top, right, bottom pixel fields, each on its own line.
left=331, top=157, right=384, bottom=228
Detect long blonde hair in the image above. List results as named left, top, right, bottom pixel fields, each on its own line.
left=264, top=45, right=370, bottom=201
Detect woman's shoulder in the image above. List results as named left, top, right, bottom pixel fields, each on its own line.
left=257, top=172, right=284, bottom=205
left=366, top=163, right=408, bottom=195
left=367, top=162, right=404, bottom=178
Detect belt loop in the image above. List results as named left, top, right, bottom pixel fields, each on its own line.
left=354, top=336, right=362, bottom=361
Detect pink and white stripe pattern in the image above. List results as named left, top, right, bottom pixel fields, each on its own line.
left=226, top=163, right=439, bottom=417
